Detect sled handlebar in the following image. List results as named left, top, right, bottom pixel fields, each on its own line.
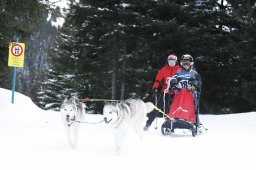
left=166, top=77, right=200, bottom=92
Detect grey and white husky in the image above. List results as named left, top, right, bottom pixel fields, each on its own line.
left=103, top=98, right=155, bottom=153
left=60, top=96, right=85, bottom=149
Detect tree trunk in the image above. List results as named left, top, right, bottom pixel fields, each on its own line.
left=120, top=41, right=127, bottom=100
left=111, top=34, right=117, bottom=100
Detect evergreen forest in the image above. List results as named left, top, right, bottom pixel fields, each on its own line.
left=0, top=0, right=256, bottom=114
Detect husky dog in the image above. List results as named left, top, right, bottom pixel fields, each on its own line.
left=103, top=98, right=155, bottom=153
left=60, top=96, right=85, bottom=149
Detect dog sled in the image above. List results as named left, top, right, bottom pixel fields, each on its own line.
left=161, top=77, right=202, bottom=137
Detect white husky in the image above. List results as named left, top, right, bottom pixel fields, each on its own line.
left=103, top=98, right=155, bottom=153
left=60, top=96, right=85, bottom=149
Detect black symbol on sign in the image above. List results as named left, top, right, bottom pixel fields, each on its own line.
left=14, top=47, right=20, bottom=55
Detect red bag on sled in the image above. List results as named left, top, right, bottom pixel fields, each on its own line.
left=168, top=88, right=196, bottom=123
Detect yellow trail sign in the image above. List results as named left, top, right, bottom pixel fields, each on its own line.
left=8, top=42, right=25, bottom=67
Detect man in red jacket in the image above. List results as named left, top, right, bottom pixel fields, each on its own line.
left=144, top=54, right=181, bottom=131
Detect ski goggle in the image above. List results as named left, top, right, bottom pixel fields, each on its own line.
left=181, top=60, right=193, bottom=66
left=168, top=60, right=176, bottom=64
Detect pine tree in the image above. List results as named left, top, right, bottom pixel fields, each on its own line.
left=40, top=13, right=80, bottom=110
left=44, top=0, right=256, bottom=113
left=225, top=0, right=256, bottom=112
left=16, top=16, right=57, bottom=103
left=0, top=0, right=48, bottom=89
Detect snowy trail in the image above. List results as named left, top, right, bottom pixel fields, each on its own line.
left=0, top=88, right=255, bottom=170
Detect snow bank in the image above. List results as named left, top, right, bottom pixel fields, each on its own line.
left=0, top=88, right=255, bottom=170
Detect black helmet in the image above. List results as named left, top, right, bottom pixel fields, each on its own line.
left=180, top=54, right=194, bottom=70
left=180, top=54, right=194, bottom=63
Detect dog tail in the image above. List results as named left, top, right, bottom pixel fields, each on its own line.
left=145, top=102, right=166, bottom=116
left=145, top=102, right=156, bottom=114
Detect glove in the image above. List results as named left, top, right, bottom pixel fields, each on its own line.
left=152, top=88, right=158, bottom=95
left=187, top=85, right=196, bottom=92
left=170, top=78, right=178, bottom=86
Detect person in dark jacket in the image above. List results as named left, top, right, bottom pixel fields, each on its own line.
left=143, top=54, right=181, bottom=131
left=172, top=54, right=202, bottom=124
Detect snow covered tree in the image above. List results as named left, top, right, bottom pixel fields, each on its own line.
left=43, top=0, right=256, bottom=113
left=0, top=0, right=47, bottom=88
left=40, top=12, right=80, bottom=110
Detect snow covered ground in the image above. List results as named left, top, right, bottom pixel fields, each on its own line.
left=0, top=88, right=255, bottom=170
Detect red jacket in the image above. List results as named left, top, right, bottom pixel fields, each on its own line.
left=152, top=64, right=181, bottom=93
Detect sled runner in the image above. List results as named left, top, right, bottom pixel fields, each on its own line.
left=161, top=77, right=200, bottom=137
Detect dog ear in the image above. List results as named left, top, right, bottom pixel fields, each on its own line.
left=70, top=96, right=79, bottom=104
left=63, top=97, right=68, bottom=104
left=70, top=96, right=76, bottom=100
left=73, top=99, right=80, bottom=105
